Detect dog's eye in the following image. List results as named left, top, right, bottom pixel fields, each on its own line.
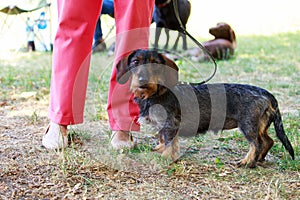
left=131, top=59, right=139, bottom=66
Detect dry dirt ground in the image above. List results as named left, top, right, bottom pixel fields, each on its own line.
left=1, top=92, right=299, bottom=199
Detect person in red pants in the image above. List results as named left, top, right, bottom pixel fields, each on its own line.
left=42, top=0, right=155, bottom=149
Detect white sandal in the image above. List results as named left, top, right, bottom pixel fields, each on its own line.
left=42, top=121, right=68, bottom=149
left=110, top=131, right=135, bottom=150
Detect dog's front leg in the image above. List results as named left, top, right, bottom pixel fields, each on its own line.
left=153, top=130, right=165, bottom=153
left=164, top=28, right=170, bottom=49
left=154, top=27, right=163, bottom=49
left=161, top=128, right=180, bottom=161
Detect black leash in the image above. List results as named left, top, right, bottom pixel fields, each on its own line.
left=172, top=0, right=217, bottom=84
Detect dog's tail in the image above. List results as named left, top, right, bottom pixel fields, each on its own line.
left=273, top=107, right=295, bottom=160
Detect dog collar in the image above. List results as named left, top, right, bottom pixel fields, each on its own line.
left=157, top=0, right=172, bottom=8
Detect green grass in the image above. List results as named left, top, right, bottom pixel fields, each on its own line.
left=0, top=31, right=300, bottom=199
left=0, top=52, right=52, bottom=100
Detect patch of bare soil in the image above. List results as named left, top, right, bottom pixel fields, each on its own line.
left=0, top=97, right=299, bottom=199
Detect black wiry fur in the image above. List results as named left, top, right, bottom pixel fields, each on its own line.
left=116, top=49, right=295, bottom=168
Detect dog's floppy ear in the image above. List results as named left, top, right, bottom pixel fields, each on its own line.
left=229, top=28, right=236, bottom=48
left=160, top=54, right=179, bottom=87
left=116, top=51, right=135, bottom=84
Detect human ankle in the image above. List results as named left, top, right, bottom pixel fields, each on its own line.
left=51, top=121, right=68, bottom=136
left=115, top=131, right=130, bottom=139
left=59, top=124, right=68, bottom=136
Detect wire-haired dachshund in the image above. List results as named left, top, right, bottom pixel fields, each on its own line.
left=185, top=22, right=237, bottom=61
left=116, top=49, right=295, bottom=168
left=153, top=0, right=191, bottom=51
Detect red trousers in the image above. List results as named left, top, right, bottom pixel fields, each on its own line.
left=49, top=0, right=154, bottom=131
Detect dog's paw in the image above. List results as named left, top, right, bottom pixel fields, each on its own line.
left=161, top=144, right=180, bottom=162
left=153, top=143, right=165, bottom=153
left=161, top=145, right=172, bottom=159
left=236, top=159, right=257, bottom=168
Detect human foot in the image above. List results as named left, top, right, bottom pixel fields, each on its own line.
left=42, top=121, right=68, bottom=149
left=110, top=130, right=134, bottom=150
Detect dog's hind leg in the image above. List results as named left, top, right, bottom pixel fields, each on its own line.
left=257, top=116, right=274, bottom=162
left=182, top=33, right=187, bottom=50
left=172, top=32, right=180, bottom=51
left=258, top=130, right=274, bottom=162
left=172, top=32, right=187, bottom=51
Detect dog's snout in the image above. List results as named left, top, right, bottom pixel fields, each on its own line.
left=139, top=76, right=148, bottom=86
left=137, top=68, right=150, bottom=86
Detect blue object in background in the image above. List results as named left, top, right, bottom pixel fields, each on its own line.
left=37, top=11, right=47, bottom=29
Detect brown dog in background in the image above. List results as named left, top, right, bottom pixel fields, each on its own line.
left=185, top=22, right=236, bottom=61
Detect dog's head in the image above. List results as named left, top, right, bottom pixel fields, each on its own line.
left=209, top=22, right=236, bottom=48
left=116, top=49, right=179, bottom=99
